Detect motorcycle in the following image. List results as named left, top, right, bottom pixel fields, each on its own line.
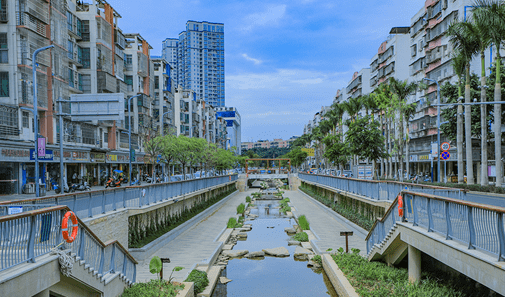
left=74, top=181, right=91, bottom=191
left=51, top=178, right=69, bottom=194
left=105, top=176, right=121, bottom=188
left=130, top=177, right=141, bottom=186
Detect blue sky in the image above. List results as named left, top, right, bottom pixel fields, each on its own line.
left=108, top=0, right=425, bottom=142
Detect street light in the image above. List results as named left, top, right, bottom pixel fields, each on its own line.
left=33, top=45, right=54, bottom=197
left=423, top=77, right=441, bottom=183
left=128, top=94, right=142, bottom=186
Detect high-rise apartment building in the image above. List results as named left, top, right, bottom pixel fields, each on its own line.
left=162, top=21, right=225, bottom=107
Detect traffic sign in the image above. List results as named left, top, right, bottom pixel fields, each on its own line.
left=441, top=142, right=450, bottom=152
left=441, top=151, right=450, bottom=160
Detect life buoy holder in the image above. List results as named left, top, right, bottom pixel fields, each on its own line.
left=62, top=211, right=79, bottom=243
left=398, top=195, right=404, bottom=217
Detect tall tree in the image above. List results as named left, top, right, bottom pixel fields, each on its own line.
left=447, top=20, right=479, bottom=184
left=474, top=0, right=505, bottom=186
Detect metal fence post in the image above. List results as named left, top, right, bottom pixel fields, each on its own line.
left=133, top=260, right=137, bottom=282
left=467, top=206, right=476, bottom=250
left=55, top=197, right=59, bottom=205
left=27, top=215, right=36, bottom=263
left=427, top=198, right=434, bottom=232
left=78, top=229, right=86, bottom=259
left=123, top=188, right=126, bottom=209
left=113, top=189, right=117, bottom=211
left=497, top=213, right=505, bottom=262
left=122, top=253, right=127, bottom=275
left=88, top=192, right=93, bottom=218
left=101, top=191, right=106, bottom=214
left=73, top=195, right=77, bottom=211
left=110, top=244, right=116, bottom=273
left=98, top=246, right=105, bottom=275
left=445, top=201, right=452, bottom=240
left=412, top=195, right=418, bottom=226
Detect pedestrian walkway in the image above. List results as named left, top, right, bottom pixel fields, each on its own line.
left=136, top=189, right=253, bottom=282
left=287, top=189, right=367, bottom=254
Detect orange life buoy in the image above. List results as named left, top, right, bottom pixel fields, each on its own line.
left=398, top=195, right=404, bottom=217
left=62, top=211, right=79, bottom=243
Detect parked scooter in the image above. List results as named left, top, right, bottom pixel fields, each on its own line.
left=130, top=177, right=141, bottom=186
left=74, top=181, right=91, bottom=191
left=51, top=177, right=69, bottom=194
left=105, top=176, right=121, bottom=188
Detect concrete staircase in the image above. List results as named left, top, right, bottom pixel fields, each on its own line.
left=368, top=225, right=408, bottom=266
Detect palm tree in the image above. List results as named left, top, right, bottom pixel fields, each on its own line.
left=374, top=83, right=394, bottom=178
left=452, top=51, right=467, bottom=184
left=474, top=0, right=505, bottom=186
left=466, top=10, right=492, bottom=185
left=389, top=78, right=417, bottom=182
left=447, top=20, right=479, bottom=184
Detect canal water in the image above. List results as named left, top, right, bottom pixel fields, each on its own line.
left=211, top=199, right=338, bottom=297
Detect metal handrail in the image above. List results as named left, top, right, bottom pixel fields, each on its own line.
left=0, top=205, right=138, bottom=283
left=298, top=173, right=464, bottom=201
left=0, top=175, right=238, bottom=219
left=366, top=190, right=505, bottom=262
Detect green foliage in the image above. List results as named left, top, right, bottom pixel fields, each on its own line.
left=279, top=199, right=291, bottom=214
left=346, top=116, right=389, bottom=163
left=149, top=256, right=162, bottom=277
left=298, top=215, right=310, bottom=230
left=291, top=231, right=309, bottom=242
left=241, top=146, right=291, bottom=159
left=281, top=198, right=290, bottom=203
left=128, top=187, right=235, bottom=248
left=300, top=185, right=374, bottom=231
left=281, top=147, right=309, bottom=168
left=236, top=203, right=246, bottom=214
left=227, top=217, right=238, bottom=228
left=312, top=255, right=322, bottom=266
left=121, top=279, right=184, bottom=297
left=245, top=196, right=251, bottom=203
left=184, top=269, right=209, bottom=294
left=168, top=267, right=184, bottom=284
left=331, top=248, right=467, bottom=297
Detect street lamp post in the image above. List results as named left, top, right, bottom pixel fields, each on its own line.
left=128, top=94, right=141, bottom=186
left=33, top=45, right=54, bottom=197
left=160, top=111, right=172, bottom=179
left=424, top=78, right=441, bottom=183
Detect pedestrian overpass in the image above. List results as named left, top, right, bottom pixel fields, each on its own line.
left=298, top=173, right=505, bottom=296
left=245, top=158, right=291, bottom=183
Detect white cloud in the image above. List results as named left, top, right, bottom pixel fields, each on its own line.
left=241, top=4, right=287, bottom=31
left=241, top=53, right=263, bottom=65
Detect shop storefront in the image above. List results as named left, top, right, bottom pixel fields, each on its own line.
left=89, top=152, right=106, bottom=186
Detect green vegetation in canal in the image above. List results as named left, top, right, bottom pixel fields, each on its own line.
left=246, top=196, right=251, bottom=203
left=279, top=198, right=291, bottom=214
left=128, top=187, right=235, bottom=248
left=236, top=203, right=246, bottom=214
left=292, top=231, right=309, bottom=242
left=300, top=185, right=374, bottom=231
left=227, top=217, right=238, bottom=228
left=312, top=255, right=322, bottom=266
left=298, top=215, right=310, bottom=230
left=281, top=197, right=290, bottom=203
left=252, top=192, right=261, bottom=198
left=122, top=257, right=184, bottom=297
left=184, top=269, right=209, bottom=294
left=332, top=248, right=466, bottom=297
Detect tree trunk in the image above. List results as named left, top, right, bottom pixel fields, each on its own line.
left=406, top=126, right=410, bottom=180
left=457, top=77, right=464, bottom=184
left=399, top=112, right=404, bottom=182
left=381, top=112, right=385, bottom=178
left=465, top=65, right=474, bottom=184
left=388, top=117, right=393, bottom=179
left=480, top=51, right=488, bottom=186
left=495, top=47, right=502, bottom=187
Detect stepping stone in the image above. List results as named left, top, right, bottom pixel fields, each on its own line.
left=237, top=232, right=247, bottom=239
left=262, top=247, right=290, bottom=257
left=223, top=244, right=234, bottom=250
left=222, top=250, right=248, bottom=258
left=301, top=242, right=313, bottom=250
left=288, top=240, right=301, bottom=246
left=284, top=227, right=296, bottom=234
left=294, top=246, right=314, bottom=260
left=244, top=251, right=265, bottom=258
left=220, top=276, right=232, bottom=284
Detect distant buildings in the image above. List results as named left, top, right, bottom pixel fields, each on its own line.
left=216, top=107, right=241, bottom=154
left=162, top=21, right=225, bottom=107
left=241, top=137, right=299, bottom=152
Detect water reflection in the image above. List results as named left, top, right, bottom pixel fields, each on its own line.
left=211, top=200, right=338, bottom=297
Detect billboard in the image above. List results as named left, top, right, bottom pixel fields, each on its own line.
left=70, top=93, right=125, bottom=121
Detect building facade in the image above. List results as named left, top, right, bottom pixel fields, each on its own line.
left=216, top=107, right=241, bottom=154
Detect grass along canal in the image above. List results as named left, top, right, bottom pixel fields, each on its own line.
left=211, top=197, right=338, bottom=297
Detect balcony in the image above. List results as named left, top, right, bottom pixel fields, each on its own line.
left=97, top=72, right=116, bottom=93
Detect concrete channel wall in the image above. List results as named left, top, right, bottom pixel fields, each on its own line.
left=83, top=182, right=237, bottom=250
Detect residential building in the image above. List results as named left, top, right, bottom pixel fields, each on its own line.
left=162, top=21, right=225, bottom=107
left=216, top=107, right=241, bottom=154
left=151, top=57, right=176, bottom=135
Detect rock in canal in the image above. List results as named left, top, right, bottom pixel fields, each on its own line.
left=245, top=251, right=265, bottom=258
left=262, top=247, right=290, bottom=257
left=222, top=250, right=249, bottom=258
left=293, top=246, right=313, bottom=260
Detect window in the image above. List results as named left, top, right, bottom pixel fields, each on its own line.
left=22, top=111, right=29, bottom=128
left=125, top=54, right=132, bottom=65
left=67, top=40, right=73, bottom=60
left=68, top=69, right=74, bottom=88
left=154, top=76, right=159, bottom=89
left=67, top=12, right=72, bottom=31
left=81, top=48, right=90, bottom=68
left=0, top=33, right=6, bottom=63
left=81, top=20, right=90, bottom=41
left=125, top=75, right=133, bottom=85
left=0, top=72, right=8, bottom=96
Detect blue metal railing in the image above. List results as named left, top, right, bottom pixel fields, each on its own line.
left=298, top=173, right=463, bottom=201
left=0, top=205, right=138, bottom=283
left=0, top=175, right=238, bottom=219
left=366, top=191, right=505, bottom=262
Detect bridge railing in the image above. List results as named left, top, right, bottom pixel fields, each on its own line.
left=366, top=190, right=505, bottom=262
left=0, top=205, right=137, bottom=283
left=298, top=173, right=463, bottom=201
left=0, top=175, right=238, bottom=219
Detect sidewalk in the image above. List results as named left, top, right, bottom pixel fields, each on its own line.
left=287, top=190, right=367, bottom=254
left=136, top=189, right=253, bottom=282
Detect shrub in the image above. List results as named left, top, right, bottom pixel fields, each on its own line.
left=312, top=255, right=322, bottom=266
left=281, top=198, right=290, bottom=203
left=292, top=231, right=309, bottom=242
left=184, top=269, right=209, bottom=294
left=122, top=279, right=184, bottom=297
left=236, top=203, right=246, bottom=214
left=246, top=196, right=251, bottom=203
left=227, top=217, right=237, bottom=228
left=281, top=205, right=291, bottom=214
left=298, top=215, right=310, bottom=230
left=238, top=216, right=245, bottom=224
